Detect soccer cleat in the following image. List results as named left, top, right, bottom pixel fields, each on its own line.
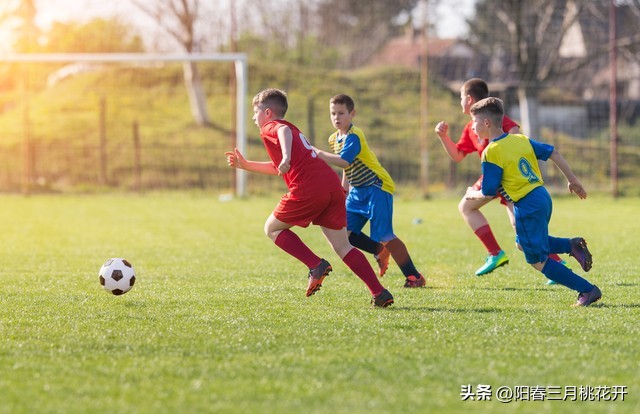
left=306, top=259, right=332, bottom=297
left=569, top=238, right=593, bottom=272
left=404, top=274, right=426, bottom=288
left=371, top=289, right=394, bottom=307
left=475, top=250, right=509, bottom=276
left=374, top=247, right=391, bottom=278
left=572, top=285, right=602, bottom=307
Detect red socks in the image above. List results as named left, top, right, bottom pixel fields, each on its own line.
left=474, top=224, right=502, bottom=256
left=342, top=248, right=385, bottom=296
left=274, top=229, right=321, bottom=269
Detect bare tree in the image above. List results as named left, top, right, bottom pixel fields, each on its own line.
left=468, top=0, right=640, bottom=139
left=130, top=0, right=211, bottom=126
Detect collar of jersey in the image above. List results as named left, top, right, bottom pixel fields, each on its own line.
left=491, top=132, right=509, bottom=142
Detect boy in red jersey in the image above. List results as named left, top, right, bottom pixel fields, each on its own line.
left=225, top=88, right=393, bottom=307
left=435, top=78, right=565, bottom=278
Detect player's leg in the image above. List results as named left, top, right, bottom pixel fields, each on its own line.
left=517, top=189, right=600, bottom=306
left=265, top=213, right=326, bottom=270
left=369, top=190, right=425, bottom=288
left=267, top=195, right=334, bottom=297
left=320, top=225, right=392, bottom=306
left=460, top=195, right=508, bottom=276
left=507, top=201, right=564, bottom=284
left=314, top=190, right=392, bottom=306
left=345, top=189, right=389, bottom=277
left=349, top=231, right=390, bottom=277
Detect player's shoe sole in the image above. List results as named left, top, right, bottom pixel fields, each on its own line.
left=569, top=238, right=592, bottom=272
left=306, top=259, right=332, bottom=297
left=475, top=250, right=509, bottom=276
left=371, top=289, right=394, bottom=307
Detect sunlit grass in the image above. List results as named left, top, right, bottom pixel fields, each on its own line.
left=0, top=193, right=637, bottom=414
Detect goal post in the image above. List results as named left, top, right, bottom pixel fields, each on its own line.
left=1, top=52, right=248, bottom=196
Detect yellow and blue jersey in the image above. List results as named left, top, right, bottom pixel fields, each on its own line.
left=328, top=125, right=395, bottom=194
left=481, top=133, right=554, bottom=203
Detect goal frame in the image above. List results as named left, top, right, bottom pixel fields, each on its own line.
left=2, top=53, right=248, bottom=196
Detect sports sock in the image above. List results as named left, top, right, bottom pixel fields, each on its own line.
left=342, top=248, right=385, bottom=296
left=348, top=232, right=384, bottom=255
left=541, top=258, right=593, bottom=293
left=548, top=236, right=571, bottom=254
left=474, top=224, right=502, bottom=256
left=385, top=238, right=420, bottom=277
left=274, top=229, right=321, bottom=269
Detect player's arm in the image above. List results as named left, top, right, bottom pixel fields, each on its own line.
left=466, top=161, right=502, bottom=200
left=314, top=148, right=350, bottom=169
left=225, top=148, right=279, bottom=175
left=549, top=150, right=587, bottom=199
left=434, top=121, right=465, bottom=162
left=315, top=133, right=360, bottom=169
left=341, top=170, right=349, bottom=191
left=276, top=125, right=292, bottom=175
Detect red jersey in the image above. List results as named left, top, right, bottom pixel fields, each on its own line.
left=260, top=119, right=343, bottom=198
left=456, top=116, right=519, bottom=157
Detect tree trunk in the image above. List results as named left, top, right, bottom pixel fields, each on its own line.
left=183, top=61, right=211, bottom=127
left=517, top=86, right=547, bottom=175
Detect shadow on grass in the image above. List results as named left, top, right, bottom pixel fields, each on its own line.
left=590, top=302, right=640, bottom=308
left=381, top=306, right=503, bottom=314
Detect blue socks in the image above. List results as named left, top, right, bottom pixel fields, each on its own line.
left=548, top=236, right=571, bottom=254
left=541, top=258, right=593, bottom=293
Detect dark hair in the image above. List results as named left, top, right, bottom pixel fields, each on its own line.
left=330, top=94, right=355, bottom=112
left=469, top=97, right=504, bottom=124
left=461, top=78, right=489, bottom=101
left=252, top=88, right=288, bottom=117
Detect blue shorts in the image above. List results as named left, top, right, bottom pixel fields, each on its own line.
left=346, top=186, right=395, bottom=243
left=514, top=186, right=552, bottom=264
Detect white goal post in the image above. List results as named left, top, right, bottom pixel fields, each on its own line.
left=2, top=52, right=248, bottom=196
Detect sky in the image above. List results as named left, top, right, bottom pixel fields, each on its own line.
left=1, top=0, right=477, bottom=52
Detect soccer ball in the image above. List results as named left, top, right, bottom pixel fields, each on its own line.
left=99, top=258, right=136, bottom=295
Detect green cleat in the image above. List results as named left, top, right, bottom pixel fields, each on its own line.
left=475, top=250, right=509, bottom=276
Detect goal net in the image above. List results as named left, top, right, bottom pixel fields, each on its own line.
left=0, top=53, right=248, bottom=195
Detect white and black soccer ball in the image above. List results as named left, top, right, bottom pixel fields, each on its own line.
left=99, top=258, right=136, bottom=295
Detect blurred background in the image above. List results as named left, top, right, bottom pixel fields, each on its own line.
left=1, top=0, right=638, bottom=197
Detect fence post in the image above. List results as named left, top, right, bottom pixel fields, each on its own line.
left=133, top=120, right=141, bottom=193
left=99, top=96, right=107, bottom=185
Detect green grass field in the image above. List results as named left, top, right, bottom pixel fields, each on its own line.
left=0, top=193, right=638, bottom=414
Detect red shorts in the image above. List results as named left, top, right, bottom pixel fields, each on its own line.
left=472, top=175, right=509, bottom=206
left=274, top=189, right=347, bottom=230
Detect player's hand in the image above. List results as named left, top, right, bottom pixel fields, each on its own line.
left=435, top=121, right=448, bottom=138
left=464, top=186, right=485, bottom=200
left=568, top=180, right=587, bottom=199
left=225, top=148, right=246, bottom=169
left=277, top=158, right=291, bottom=175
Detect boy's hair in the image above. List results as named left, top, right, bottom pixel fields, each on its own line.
left=470, top=97, right=504, bottom=125
left=330, top=94, right=355, bottom=112
left=461, top=78, right=489, bottom=101
left=252, top=88, right=288, bottom=117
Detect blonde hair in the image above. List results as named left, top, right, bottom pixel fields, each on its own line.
left=252, top=88, right=288, bottom=117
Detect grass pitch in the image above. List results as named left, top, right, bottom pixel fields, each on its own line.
left=0, top=193, right=638, bottom=414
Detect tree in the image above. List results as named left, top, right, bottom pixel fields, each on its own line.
left=467, top=0, right=640, bottom=140
left=44, top=18, right=144, bottom=53
left=130, top=0, right=211, bottom=126
left=315, top=0, right=421, bottom=68
left=0, top=0, right=40, bottom=52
